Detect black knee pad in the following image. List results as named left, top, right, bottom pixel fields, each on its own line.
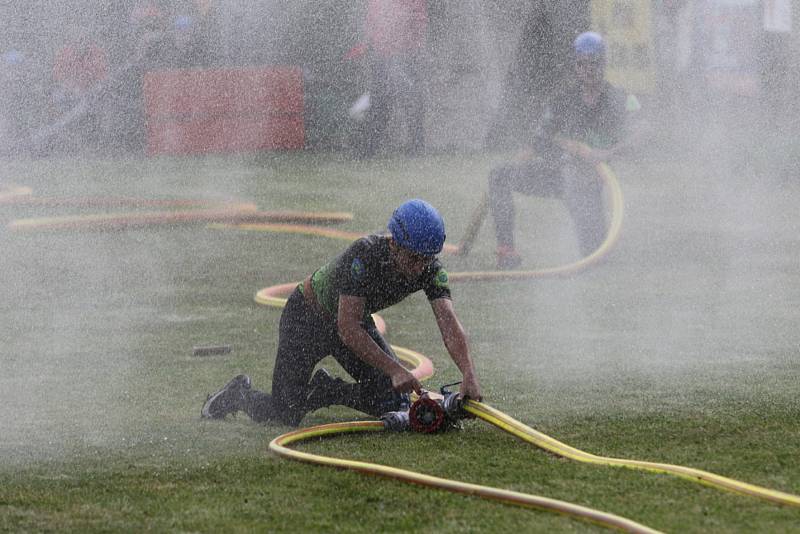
left=352, top=390, right=410, bottom=418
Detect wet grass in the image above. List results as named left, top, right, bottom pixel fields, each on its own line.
left=1, top=146, right=799, bottom=533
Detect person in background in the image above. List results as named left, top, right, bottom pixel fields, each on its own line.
left=349, top=0, right=428, bottom=158
left=488, top=31, right=645, bottom=269
left=52, top=30, right=109, bottom=102
left=0, top=49, right=41, bottom=155
left=129, top=2, right=169, bottom=69
left=201, top=199, right=481, bottom=426
left=50, top=28, right=109, bottom=152
left=160, top=0, right=218, bottom=69
left=187, top=0, right=219, bottom=66
left=105, top=1, right=167, bottom=153
left=158, top=15, right=203, bottom=68
left=759, top=0, right=792, bottom=125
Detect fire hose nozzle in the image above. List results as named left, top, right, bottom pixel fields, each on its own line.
left=381, top=388, right=465, bottom=433
left=409, top=392, right=464, bottom=433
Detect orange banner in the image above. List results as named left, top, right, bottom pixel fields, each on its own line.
left=144, top=66, right=304, bottom=155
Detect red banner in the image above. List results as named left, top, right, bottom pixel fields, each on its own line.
left=144, top=66, right=304, bottom=155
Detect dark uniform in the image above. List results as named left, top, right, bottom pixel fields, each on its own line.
left=489, top=81, right=640, bottom=256
left=244, top=235, right=451, bottom=426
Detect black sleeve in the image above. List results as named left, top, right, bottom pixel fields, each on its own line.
left=336, top=238, right=374, bottom=298
left=533, top=101, right=564, bottom=160
left=423, top=262, right=452, bottom=301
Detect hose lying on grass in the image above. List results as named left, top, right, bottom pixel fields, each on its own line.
left=270, top=420, right=662, bottom=534
left=253, top=163, right=800, bottom=531
left=11, top=167, right=798, bottom=531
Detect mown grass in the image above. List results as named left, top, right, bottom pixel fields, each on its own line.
left=1, top=141, right=799, bottom=532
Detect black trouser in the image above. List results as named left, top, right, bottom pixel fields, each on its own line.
left=488, top=158, right=606, bottom=257
left=244, top=289, right=408, bottom=426
left=363, top=52, right=425, bottom=157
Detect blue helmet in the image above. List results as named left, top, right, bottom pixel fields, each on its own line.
left=174, top=15, right=193, bottom=31
left=388, top=199, right=446, bottom=256
left=3, top=49, right=24, bottom=66
left=574, top=31, right=605, bottom=58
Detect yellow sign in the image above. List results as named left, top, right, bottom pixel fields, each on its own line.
left=590, top=0, right=656, bottom=93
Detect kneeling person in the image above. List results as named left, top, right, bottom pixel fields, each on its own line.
left=202, top=199, right=482, bottom=426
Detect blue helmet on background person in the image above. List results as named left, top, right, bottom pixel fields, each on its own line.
left=3, top=49, right=24, bottom=66
left=574, top=31, right=606, bottom=59
left=388, top=199, right=446, bottom=256
left=174, top=15, right=193, bottom=31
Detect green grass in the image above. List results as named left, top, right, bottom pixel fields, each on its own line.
left=1, top=145, right=799, bottom=533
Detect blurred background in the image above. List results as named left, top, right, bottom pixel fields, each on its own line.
left=0, top=0, right=796, bottom=162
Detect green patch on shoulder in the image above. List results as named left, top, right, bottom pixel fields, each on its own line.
left=351, top=257, right=365, bottom=280
left=435, top=269, right=449, bottom=288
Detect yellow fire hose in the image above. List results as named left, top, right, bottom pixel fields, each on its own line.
left=9, top=167, right=799, bottom=529
left=250, top=163, right=799, bottom=530
left=463, top=400, right=800, bottom=508
left=269, top=396, right=800, bottom=532
left=269, top=421, right=661, bottom=534
left=8, top=205, right=354, bottom=232
left=448, top=162, right=624, bottom=282
left=214, top=162, right=622, bottom=281
left=0, top=184, right=33, bottom=203
left=4, top=188, right=354, bottom=232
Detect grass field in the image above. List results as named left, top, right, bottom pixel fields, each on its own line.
left=1, top=130, right=799, bottom=532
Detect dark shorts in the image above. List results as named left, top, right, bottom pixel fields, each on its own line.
left=488, top=158, right=606, bottom=255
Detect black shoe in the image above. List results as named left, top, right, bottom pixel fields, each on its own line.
left=201, top=374, right=251, bottom=419
left=305, top=368, right=343, bottom=410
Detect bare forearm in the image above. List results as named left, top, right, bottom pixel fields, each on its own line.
left=443, top=326, right=481, bottom=399
left=433, top=299, right=477, bottom=375
left=443, top=325, right=475, bottom=376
